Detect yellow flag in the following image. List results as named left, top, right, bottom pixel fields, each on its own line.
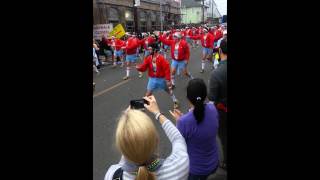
left=109, top=24, right=126, bottom=39
left=215, top=52, right=219, bottom=60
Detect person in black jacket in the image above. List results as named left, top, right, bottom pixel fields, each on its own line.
left=208, top=39, right=227, bottom=169
left=99, top=36, right=114, bottom=64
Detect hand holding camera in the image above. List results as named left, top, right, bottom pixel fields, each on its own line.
left=143, top=95, right=160, bottom=115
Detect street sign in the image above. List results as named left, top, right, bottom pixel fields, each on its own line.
left=109, top=24, right=126, bottom=39
left=93, top=24, right=113, bottom=40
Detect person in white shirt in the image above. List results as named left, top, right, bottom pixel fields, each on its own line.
left=104, top=95, right=189, bottom=180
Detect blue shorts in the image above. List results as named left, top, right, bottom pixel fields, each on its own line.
left=144, top=50, right=150, bottom=57
left=104, top=50, right=113, bottom=57
left=114, top=50, right=123, bottom=57
left=171, top=60, right=186, bottom=71
left=147, top=78, right=167, bottom=91
left=203, top=47, right=212, bottom=55
left=126, top=54, right=138, bottom=62
left=186, top=37, right=192, bottom=43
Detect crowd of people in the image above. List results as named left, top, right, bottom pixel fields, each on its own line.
left=94, top=23, right=228, bottom=180
left=93, top=24, right=227, bottom=94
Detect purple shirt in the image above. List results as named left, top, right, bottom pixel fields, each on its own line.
left=177, top=103, right=219, bottom=175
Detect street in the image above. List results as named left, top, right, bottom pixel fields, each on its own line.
left=93, top=46, right=227, bottom=180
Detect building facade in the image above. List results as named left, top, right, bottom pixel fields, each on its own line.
left=93, top=0, right=182, bottom=33
left=181, top=6, right=208, bottom=24
left=181, top=0, right=209, bottom=24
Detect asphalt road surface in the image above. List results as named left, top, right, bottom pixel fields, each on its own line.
left=93, top=46, right=227, bottom=180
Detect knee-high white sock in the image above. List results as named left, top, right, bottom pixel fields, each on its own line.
left=126, top=67, right=130, bottom=77
left=202, top=60, right=205, bottom=70
left=171, top=75, right=175, bottom=85
left=188, top=72, right=194, bottom=79
left=93, top=65, right=99, bottom=73
left=171, top=94, right=177, bottom=102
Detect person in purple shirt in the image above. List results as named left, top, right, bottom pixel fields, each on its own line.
left=170, top=78, right=219, bottom=180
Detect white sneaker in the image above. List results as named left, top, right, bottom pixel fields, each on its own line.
left=123, top=76, right=129, bottom=80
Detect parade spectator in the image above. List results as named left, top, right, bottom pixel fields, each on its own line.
left=170, top=78, right=220, bottom=180
left=93, top=45, right=99, bottom=74
left=213, top=30, right=227, bottom=68
left=99, top=36, right=114, bottom=63
left=208, top=39, right=227, bottom=169
left=93, top=39, right=102, bottom=68
left=104, top=95, right=189, bottom=180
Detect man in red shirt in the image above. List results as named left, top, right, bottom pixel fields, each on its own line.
left=190, top=28, right=215, bottom=73
left=139, top=34, right=156, bottom=60
left=111, top=36, right=125, bottom=68
left=122, top=33, right=142, bottom=80
left=159, top=32, right=193, bottom=88
left=160, top=31, right=172, bottom=59
left=136, top=45, right=179, bottom=108
left=185, top=27, right=194, bottom=47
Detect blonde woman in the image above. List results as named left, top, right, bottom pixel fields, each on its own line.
left=104, top=95, right=189, bottom=180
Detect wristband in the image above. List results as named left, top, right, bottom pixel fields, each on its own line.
left=155, top=112, right=162, bottom=121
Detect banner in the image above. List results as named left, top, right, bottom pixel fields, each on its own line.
left=108, top=24, right=126, bottom=39
left=134, top=0, right=140, bottom=6
left=93, top=24, right=113, bottom=40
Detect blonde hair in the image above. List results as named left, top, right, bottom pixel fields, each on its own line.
left=116, top=109, right=159, bottom=180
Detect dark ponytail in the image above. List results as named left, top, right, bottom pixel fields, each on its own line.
left=193, top=100, right=205, bottom=124
left=187, top=78, right=207, bottom=124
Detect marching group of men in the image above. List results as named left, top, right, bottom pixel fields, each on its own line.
left=93, top=24, right=227, bottom=109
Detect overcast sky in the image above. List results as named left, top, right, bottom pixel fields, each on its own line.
left=202, top=0, right=227, bottom=16
left=214, top=0, right=227, bottom=16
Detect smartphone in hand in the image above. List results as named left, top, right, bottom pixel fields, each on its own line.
left=130, top=99, right=149, bottom=109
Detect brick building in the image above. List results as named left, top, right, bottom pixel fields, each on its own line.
left=93, top=0, right=182, bottom=33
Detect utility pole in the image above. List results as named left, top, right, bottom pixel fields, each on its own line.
left=160, top=1, right=163, bottom=31
left=133, top=0, right=138, bottom=33
left=212, top=0, right=214, bottom=19
left=202, top=0, right=205, bottom=23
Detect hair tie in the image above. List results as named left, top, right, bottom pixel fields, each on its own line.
left=196, top=97, right=201, bottom=101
